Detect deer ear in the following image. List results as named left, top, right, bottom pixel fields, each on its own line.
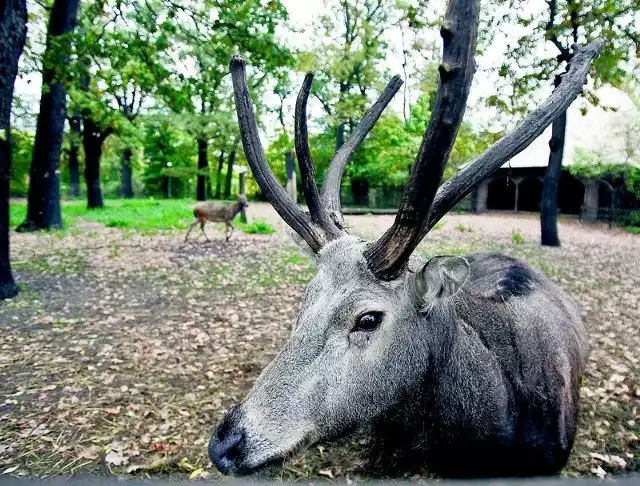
left=413, top=256, right=470, bottom=309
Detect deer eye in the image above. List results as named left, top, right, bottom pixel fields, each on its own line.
left=353, top=312, right=383, bottom=332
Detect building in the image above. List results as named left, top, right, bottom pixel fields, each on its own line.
left=470, top=85, right=640, bottom=221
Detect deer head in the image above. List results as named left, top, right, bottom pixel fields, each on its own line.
left=208, top=0, right=602, bottom=475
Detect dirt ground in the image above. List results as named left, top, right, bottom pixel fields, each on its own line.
left=0, top=203, right=638, bottom=480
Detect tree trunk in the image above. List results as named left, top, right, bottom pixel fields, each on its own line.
left=351, top=178, right=369, bottom=206
left=541, top=79, right=566, bottom=247
left=120, top=148, right=133, bottom=198
left=336, top=124, right=345, bottom=152
left=215, top=149, right=224, bottom=199
left=224, top=149, right=235, bottom=199
left=238, top=171, right=247, bottom=223
left=68, top=114, right=81, bottom=197
left=83, top=118, right=105, bottom=209
left=335, top=82, right=348, bottom=152
left=17, top=0, right=80, bottom=232
left=0, top=0, right=27, bottom=300
left=196, top=137, right=208, bottom=201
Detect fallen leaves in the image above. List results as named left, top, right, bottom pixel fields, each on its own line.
left=0, top=210, right=638, bottom=481
left=104, top=451, right=127, bottom=467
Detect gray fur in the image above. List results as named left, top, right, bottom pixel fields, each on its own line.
left=209, top=235, right=588, bottom=478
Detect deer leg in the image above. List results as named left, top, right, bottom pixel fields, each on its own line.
left=185, top=220, right=199, bottom=242
left=200, top=221, right=211, bottom=242
left=226, top=222, right=234, bottom=242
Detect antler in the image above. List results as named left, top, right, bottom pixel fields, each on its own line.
left=231, top=6, right=602, bottom=273
left=294, top=73, right=343, bottom=240
left=320, top=75, right=404, bottom=228
left=422, top=41, right=604, bottom=235
left=364, top=0, right=480, bottom=280
left=230, top=56, right=402, bottom=251
left=230, top=56, right=331, bottom=252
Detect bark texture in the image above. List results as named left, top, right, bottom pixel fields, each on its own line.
left=0, top=0, right=27, bottom=299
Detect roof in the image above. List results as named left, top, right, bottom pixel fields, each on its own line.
left=501, top=85, right=640, bottom=169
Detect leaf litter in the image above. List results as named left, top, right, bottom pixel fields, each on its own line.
left=0, top=205, right=638, bottom=480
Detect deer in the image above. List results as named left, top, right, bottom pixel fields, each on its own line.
left=207, top=0, right=603, bottom=478
left=184, top=194, right=248, bottom=242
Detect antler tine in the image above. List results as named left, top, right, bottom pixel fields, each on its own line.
left=230, top=56, right=329, bottom=252
left=364, top=0, right=480, bottom=281
left=321, top=75, right=404, bottom=228
left=423, top=40, right=604, bottom=236
left=295, top=73, right=344, bottom=239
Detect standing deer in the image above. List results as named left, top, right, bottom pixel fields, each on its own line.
left=208, top=0, right=602, bottom=477
left=184, top=194, right=248, bottom=242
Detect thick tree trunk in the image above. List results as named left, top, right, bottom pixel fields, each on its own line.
left=335, top=82, right=348, bottom=152
left=120, top=148, right=133, bottom=198
left=83, top=119, right=105, bottom=209
left=215, top=149, right=224, bottom=199
left=335, top=124, right=345, bottom=152
left=224, top=149, right=235, bottom=199
left=238, top=171, right=247, bottom=223
left=351, top=178, right=369, bottom=206
left=68, top=115, right=81, bottom=197
left=0, top=0, right=28, bottom=299
left=18, top=0, right=80, bottom=232
left=197, top=137, right=208, bottom=201
left=540, top=88, right=566, bottom=247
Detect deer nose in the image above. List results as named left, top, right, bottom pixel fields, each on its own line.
left=209, top=406, right=246, bottom=475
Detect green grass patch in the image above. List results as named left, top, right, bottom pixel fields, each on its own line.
left=625, top=226, right=640, bottom=235
left=236, top=218, right=276, bottom=235
left=511, top=229, right=525, bottom=244
left=432, top=220, right=446, bottom=231
left=9, top=199, right=280, bottom=236
left=10, top=199, right=212, bottom=232
left=455, top=223, right=472, bottom=232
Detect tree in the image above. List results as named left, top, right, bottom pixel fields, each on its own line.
left=142, top=117, right=196, bottom=198
left=70, top=0, right=177, bottom=207
left=305, top=0, right=432, bottom=203
left=66, top=114, right=82, bottom=196
left=490, top=0, right=640, bottom=246
left=0, top=0, right=28, bottom=299
left=156, top=0, right=293, bottom=201
left=17, top=0, right=80, bottom=231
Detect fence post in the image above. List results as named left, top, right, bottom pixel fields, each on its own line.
left=285, top=151, right=296, bottom=202
left=239, top=170, right=248, bottom=223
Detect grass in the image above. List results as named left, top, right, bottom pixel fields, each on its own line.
left=432, top=220, right=447, bottom=231
left=511, top=228, right=525, bottom=244
left=9, top=199, right=276, bottom=235
left=235, top=218, right=275, bottom=235
left=625, top=226, right=640, bottom=235
left=455, top=222, right=472, bottom=232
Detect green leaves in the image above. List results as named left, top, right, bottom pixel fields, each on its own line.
left=485, top=0, right=639, bottom=117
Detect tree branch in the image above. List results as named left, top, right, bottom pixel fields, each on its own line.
left=546, top=0, right=571, bottom=61
left=423, top=41, right=604, bottom=234
left=364, top=0, right=480, bottom=281
left=313, top=92, right=333, bottom=116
